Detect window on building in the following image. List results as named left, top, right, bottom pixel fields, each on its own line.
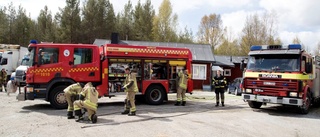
left=224, top=69, right=231, bottom=76
left=74, top=48, right=92, bottom=65
left=192, top=64, right=206, bottom=80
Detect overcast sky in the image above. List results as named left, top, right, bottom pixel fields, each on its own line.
left=1, top=0, right=319, bottom=52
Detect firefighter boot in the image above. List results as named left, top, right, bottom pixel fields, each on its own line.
left=74, top=109, right=83, bottom=122
left=128, top=111, right=136, bottom=116
left=222, top=102, right=225, bottom=107
left=121, top=99, right=130, bottom=114
left=67, top=111, right=75, bottom=119
left=181, top=101, right=186, bottom=106
left=215, top=102, right=219, bottom=107
left=174, top=101, right=181, bottom=106
left=121, top=110, right=130, bottom=114
left=91, top=114, right=98, bottom=123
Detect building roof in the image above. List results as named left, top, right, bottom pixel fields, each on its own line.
left=231, top=56, right=248, bottom=64
left=214, top=56, right=235, bottom=67
left=93, top=39, right=215, bottom=63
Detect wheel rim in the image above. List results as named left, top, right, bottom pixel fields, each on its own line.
left=150, top=89, right=161, bottom=102
left=56, top=92, right=67, bottom=105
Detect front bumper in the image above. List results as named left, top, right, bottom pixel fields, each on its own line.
left=242, top=94, right=303, bottom=106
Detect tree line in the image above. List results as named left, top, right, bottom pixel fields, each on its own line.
left=0, top=0, right=317, bottom=56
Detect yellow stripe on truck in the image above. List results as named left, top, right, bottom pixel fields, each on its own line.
left=245, top=72, right=314, bottom=80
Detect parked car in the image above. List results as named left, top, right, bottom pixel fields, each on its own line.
left=227, top=77, right=243, bottom=96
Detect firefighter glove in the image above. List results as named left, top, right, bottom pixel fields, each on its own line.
left=79, top=94, right=85, bottom=100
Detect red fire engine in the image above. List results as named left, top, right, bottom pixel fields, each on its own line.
left=19, top=40, right=193, bottom=109
left=241, top=44, right=320, bottom=114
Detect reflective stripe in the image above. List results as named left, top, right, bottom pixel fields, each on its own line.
left=84, top=100, right=97, bottom=111
left=130, top=106, right=136, bottom=112
left=67, top=107, right=74, bottom=111
left=182, top=97, right=186, bottom=101
left=177, top=98, right=181, bottom=101
left=74, top=105, right=81, bottom=110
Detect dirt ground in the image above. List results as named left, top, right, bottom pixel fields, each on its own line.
left=1, top=91, right=320, bottom=137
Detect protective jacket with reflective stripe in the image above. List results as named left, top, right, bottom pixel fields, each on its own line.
left=63, top=83, right=82, bottom=95
left=178, top=71, right=188, bottom=90
left=123, top=72, right=138, bottom=92
left=213, top=75, right=226, bottom=88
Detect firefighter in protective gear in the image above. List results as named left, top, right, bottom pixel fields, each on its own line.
left=121, top=67, right=138, bottom=116
left=174, top=69, right=188, bottom=106
left=63, top=82, right=84, bottom=119
left=213, top=70, right=227, bottom=107
left=0, top=68, right=7, bottom=92
left=73, top=82, right=99, bottom=123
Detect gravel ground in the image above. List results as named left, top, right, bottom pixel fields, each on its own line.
left=1, top=90, right=320, bottom=137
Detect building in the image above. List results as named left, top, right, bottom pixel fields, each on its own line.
left=213, top=55, right=247, bottom=83
left=93, top=39, right=215, bottom=90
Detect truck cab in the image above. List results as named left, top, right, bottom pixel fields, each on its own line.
left=15, top=55, right=30, bottom=86
left=242, top=44, right=320, bottom=114
left=25, top=41, right=101, bottom=109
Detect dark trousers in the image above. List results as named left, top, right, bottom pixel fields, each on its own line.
left=215, top=88, right=225, bottom=104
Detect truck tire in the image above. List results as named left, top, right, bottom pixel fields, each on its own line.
left=248, top=101, right=263, bottom=109
left=145, top=85, right=165, bottom=105
left=49, top=85, right=68, bottom=109
left=299, top=92, right=311, bottom=114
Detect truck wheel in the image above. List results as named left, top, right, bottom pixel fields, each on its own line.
left=248, top=101, right=263, bottom=109
left=50, top=85, right=68, bottom=109
left=145, top=85, right=165, bottom=105
left=299, top=92, right=311, bottom=114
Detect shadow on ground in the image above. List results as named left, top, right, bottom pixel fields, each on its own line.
left=248, top=104, right=320, bottom=119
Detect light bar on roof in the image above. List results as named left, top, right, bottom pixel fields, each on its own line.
left=288, top=44, right=302, bottom=49
left=30, top=40, right=38, bottom=44
left=250, top=45, right=262, bottom=51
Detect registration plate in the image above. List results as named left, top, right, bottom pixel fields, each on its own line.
left=263, top=82, right=275, bottom=86
left=262, top=98, right=270, bottom=102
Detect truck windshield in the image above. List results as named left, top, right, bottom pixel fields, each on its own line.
left=26, top=47, right=35, bottom=66
left=247, top=54, right=300, bottom=72
left=21, top=59, right=29, bottom=66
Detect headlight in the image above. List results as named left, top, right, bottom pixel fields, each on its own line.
left=289, top=92, right=298, bottom=97
left=26, top=87, right=34, bottom=93
left=245, top=89, right=252, bottom=93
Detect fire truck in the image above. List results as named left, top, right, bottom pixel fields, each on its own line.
left=18, top=39, right=193, bottom=109
left=241, top=44, right=320, bottom=114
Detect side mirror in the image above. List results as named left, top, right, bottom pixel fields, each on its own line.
left=240, top=59, right=245, bottom=71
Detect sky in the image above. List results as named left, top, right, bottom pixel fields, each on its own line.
left=1, top=0, right=319, bottom=53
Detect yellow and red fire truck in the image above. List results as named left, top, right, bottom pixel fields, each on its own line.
left=242, top=44, right=320, bottom=114
left=19, top=39, right=193, bottom=109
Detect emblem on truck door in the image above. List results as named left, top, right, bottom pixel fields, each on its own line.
left=64, top=49, right=70, bottom=57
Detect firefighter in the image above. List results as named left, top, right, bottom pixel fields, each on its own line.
left=6, top=75, right=17, bottom=96
left=121, top=67, right=138, bottom=116
left=213, top=70, right=227, bottom=107
left=174, top=68, right=188, bottom=106
left=0, top=68, right=7, bottom=92
left=73, top=82, right=99, bottom=123
left=63, top=82, right=84, bottom=119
